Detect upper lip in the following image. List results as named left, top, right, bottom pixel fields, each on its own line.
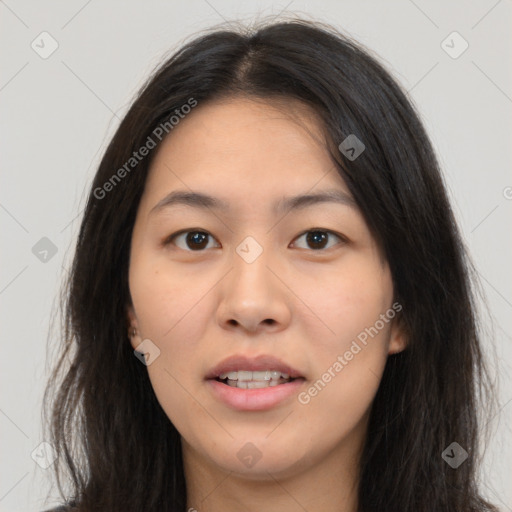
left=206, top=354, right=304, bottom=380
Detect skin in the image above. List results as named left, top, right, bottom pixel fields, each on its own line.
left=127, top=96, right=407, bottom=512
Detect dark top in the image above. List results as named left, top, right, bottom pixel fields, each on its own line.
left=42, top=503, right=77, bottom=512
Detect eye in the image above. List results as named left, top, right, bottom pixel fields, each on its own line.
left=164, top=229, right=220, bottom=251
left=291, top=229, right=346, bottom=251
left=164, top=228, right=347, bottom=252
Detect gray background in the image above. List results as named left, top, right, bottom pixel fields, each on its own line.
left=1, top=1, right=511, bottom=510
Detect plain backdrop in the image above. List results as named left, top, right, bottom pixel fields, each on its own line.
left=1, top=1, right=511, bottom=511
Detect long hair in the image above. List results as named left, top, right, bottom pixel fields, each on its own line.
left=42, top=16, right=498, bottom=511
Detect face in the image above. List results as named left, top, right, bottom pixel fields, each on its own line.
left=127, top=96, right=406, bottom=480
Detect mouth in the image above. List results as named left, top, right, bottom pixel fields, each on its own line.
left=205, top=354, right=306, bottom=411
left=214, top=370, right=302, bottom=389
left=205, top=354, right=305, bottom=383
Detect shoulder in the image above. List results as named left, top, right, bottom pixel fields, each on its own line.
left=42, top=503, right=79, bottom=512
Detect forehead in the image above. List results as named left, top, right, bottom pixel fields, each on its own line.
left=141, top=96, right=351, bottom=210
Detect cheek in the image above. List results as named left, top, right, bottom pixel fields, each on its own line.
left=293, top=280, right=392, bottom=452
left=130, top=254, right=213, bottom=349
left=129, top=255, right=214, bottom=426
left=291, top=254, right=392, bottom=420
left=294, top=252, right=393, bottom=351
left=294, top=346, right=386, bottom=455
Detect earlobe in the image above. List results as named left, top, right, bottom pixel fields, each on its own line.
left=126, top=304, right=140, bottom=350
left=388, top=316, right=408, bottom=355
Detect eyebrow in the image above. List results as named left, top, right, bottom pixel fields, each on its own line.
left=149, top=188, right=357, bottom=216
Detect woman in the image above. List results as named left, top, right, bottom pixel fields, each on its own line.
left=42, top=17, right=499, bottom=512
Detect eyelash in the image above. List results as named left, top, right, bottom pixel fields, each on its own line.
left=163, top=228, right=348, bottom=252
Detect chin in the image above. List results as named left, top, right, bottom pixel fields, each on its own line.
left=203, top=437, right=311, bottom=479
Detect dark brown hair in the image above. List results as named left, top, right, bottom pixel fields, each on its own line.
left=43, top=16, right=498, bottom=512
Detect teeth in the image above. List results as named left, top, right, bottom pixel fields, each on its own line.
left=253, top=370, right=271, bottom=381
left=218, top=370, right=291, bottom=381
left=237, top=370, right=253, bottom=382
left=226, top=378, right=286, bottom=389
left=219, top=370, right=295, bottom=389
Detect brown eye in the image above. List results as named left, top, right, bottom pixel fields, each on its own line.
left=292, top=229, right=345, bottom=251
left=166, top=230, right=220, bottom=251
left=164, top=228, right=346, bottom=252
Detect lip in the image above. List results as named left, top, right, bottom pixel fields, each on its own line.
left=207, top=378, right=306, bottom=411
left=205, top=353, right=306, bottom=411
left=205, top=354, right=304, bottom=380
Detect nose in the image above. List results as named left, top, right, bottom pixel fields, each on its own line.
left=216, top=242, right=292, bottom=335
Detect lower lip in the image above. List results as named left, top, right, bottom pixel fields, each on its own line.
left=206, top=378, right=305, bottom=411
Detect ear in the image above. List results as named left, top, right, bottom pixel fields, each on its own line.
left=126, top=303, right=142, bottom=350
left=388, top=312, right=408, bottom=355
